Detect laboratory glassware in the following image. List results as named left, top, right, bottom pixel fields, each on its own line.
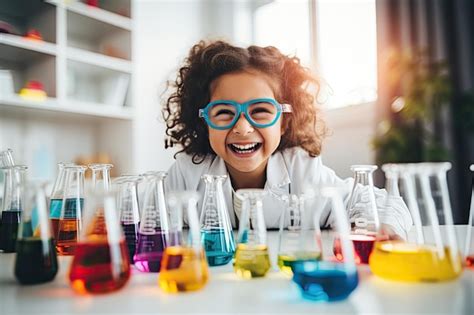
left=464, top=164, right=474, bottom=268
left=15, top=181, right=58, bottom=284
left=234, top=189, right=271, bottom=279
left=49, top=162, right=75, bottom=238
left=159, top=191, right=209, bottom=293
left=69, top=188, right=130, bottom=294
left=200, top=174, right=235, bottom=266
left=89, top=163, right=113, bottom=190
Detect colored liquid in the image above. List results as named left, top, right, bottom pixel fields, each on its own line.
left=333, top=234, right=377, bottom=264
left=159, top=246, right=209, bottom=293
left=277, top=251, right=322, bottom=275
left=233, top=244, right=271, bottom=278
left=55, top=198, right=83, bottom=256
left=15, top=238, right=58, bottom=284
left=55, top=218, right=79, bottom=255
left=369, top=241, right=462, bottom=282
left=292, top=261, right=358, bottom=301
left=201, top=229, right=235, bottom=266
left=69, top=237, right=130, bottom=294
left=122, top=222, right=139, bottom=264
left=134, top=231, right=168, bottom=272
left=466, top=255, right=474, bottom=268
left=0, top=211, right=21, bottom=252
left=49, top=199, right=62, bottom=238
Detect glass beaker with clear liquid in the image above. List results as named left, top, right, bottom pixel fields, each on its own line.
left=465, top=164, right=474, bottom=268
left=292, top=186, right=359, bottom=301
left=200, top=174, right=235, bottom=266
left=277, top=194, right=322, bottom=275
left=69, top=188, right=130, bottom=294
left=370, top=162, right=463, bottom=281
left=49, top=162, right=75, bottom=239
left=15, top=181, right=58, bottom=284
left=333, top=165, right=383, bottom=264
left=234, top=189, right=271, bottom=279
left=89, top=163, right=113, bottom=190
left=56, top=165, right=86, bottom=255
left=114, top=175, right=142, bottom=264
left=0, top=165, right=27, bottom=252
left=159, top=191, right=209, bottom=293
left=134, top=171, right=169, bottom=272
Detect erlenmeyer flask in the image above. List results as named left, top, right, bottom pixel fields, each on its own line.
left=292, top=186, right=359, bottom=301
left=56, top=165, right=86, bottom=255
left=0, top=165, right=27, bottom=252
left=15, top=181, right=58, bottom=284
left=0, top=149, right=15, bottom=236
left=159, top=191, right=209, bottom=293
left=234, top=189, right=271, bottom=279
left=69, top=188, right=130, bottom=294
left=465, top=164, right=474, bottom=268
left=134, top=171, right=169, bottom=272
left=49, top=162, right=75, bottom=239
left=200, top=174, right=235, bottom=266
left=370, top=162, right=462, bottom=282
left=114, top=175, right=142, bottom=264
left=277, top=194, right=322, bottom=276
left=89, top=163, right=113, bottom=190
left=333, top=165, right=382, bottom=264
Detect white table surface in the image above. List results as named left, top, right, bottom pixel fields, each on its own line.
left=0, top=228, right=473, bottom=315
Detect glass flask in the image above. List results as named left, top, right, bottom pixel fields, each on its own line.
left=277, top=194, right=322, bottom=275
left=200, top=174, right=235, bottom=266
left=333, top=165, right=382, bottom=264
left=114, top=175, right=142, bottom=264
left=0, top=149, right=15, bottom=237
left=234, top=189, right=271, bottom=279
left=292, top=186, right=359, bottom=301
left=159, top=191, right=209, bottom=293
left=134, top=171, right=169, bottom=272
left=89, top=163, right=113, bottom=191
left=56, top=165, right=86, bottom=255
left=15, top=181, right=58, bottom=284
left=69, top=188, right=130, bottom=294
left=465, top=164, right=474, bottom=268
left=370, top=162, right=462, bottom=282
left=0, top=148, right=15, bottom=167
left=49, top=162, right=75, bottom=239
left=0, top=165, right=27, bottom=252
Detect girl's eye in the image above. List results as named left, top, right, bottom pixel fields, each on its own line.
left=250, top=108, right=272, bottom=115
left=215, top=109, right=235, bottom=117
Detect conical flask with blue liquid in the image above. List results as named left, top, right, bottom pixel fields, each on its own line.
left=49, top=162, right=75, bottom=239
left=200, top=174, right=235, bottom=266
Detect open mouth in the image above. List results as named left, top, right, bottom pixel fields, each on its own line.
left=228, top=142, right=262, bottom=154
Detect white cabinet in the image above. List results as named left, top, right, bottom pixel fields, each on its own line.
left=0, top=0, right=134, bottom=178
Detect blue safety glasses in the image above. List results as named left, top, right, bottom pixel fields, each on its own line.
left=198, top=98, right=292, bottom=130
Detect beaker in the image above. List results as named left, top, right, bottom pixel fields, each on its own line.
left=159, top=191, right=209, bottom=293
left=69, top=188, right=130, bottom=294
left=49, top=162, right=75, bottom=238
left=292, top=186, right=359, bottom=301
left=89, top=163, right=113, bottom=191
left=369, top=162, right=462, bottom=282
left=333, top=165, right=382, bottom=264
left=0, top=165, right=27, bottom=252
left=15, top=181, right=58, bottom=284
left=200, top=174, right=235, bottom=266
left=465, top=164, right=474, bottom=268
left=234, top=189, right=271, bottom=279
left=134, top=171, right=169, bottom=272
left=56, top=165, right=86, bottom=255
left=277, top=194, right=322, bottom=275
left=114, top=175, right=142, bottom=264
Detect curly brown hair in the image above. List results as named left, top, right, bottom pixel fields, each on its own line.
left=162, top=40, right=326, bottom=163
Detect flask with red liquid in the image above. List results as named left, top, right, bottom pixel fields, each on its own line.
left=464, top=164, right=474, bottom=268
left=69, top=188, right=130, bottom=294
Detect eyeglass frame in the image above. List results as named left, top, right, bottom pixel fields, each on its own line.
left=198, top=98, right=292, bottom=130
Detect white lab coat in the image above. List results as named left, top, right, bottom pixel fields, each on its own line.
left=164, top=147, right=413, bottom=239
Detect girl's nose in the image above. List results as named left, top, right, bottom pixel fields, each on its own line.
left=232, top=113, right=254, bottom=135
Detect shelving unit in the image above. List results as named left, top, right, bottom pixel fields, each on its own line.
left=0, top=0, right=134, bottom=179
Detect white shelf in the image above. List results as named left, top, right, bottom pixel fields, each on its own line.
left=0, top=34, right=57, bottom=56
left=48, top=0, right=131, bottom=30
left=0, top=94, right=134, bottom=120
left=67, top=47, right=132, bottom=73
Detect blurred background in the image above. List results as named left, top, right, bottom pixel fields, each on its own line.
left=0, top=0, right=472, bottom=223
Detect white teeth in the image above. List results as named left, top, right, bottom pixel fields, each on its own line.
left=229, top=143, right=260, bottom=153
